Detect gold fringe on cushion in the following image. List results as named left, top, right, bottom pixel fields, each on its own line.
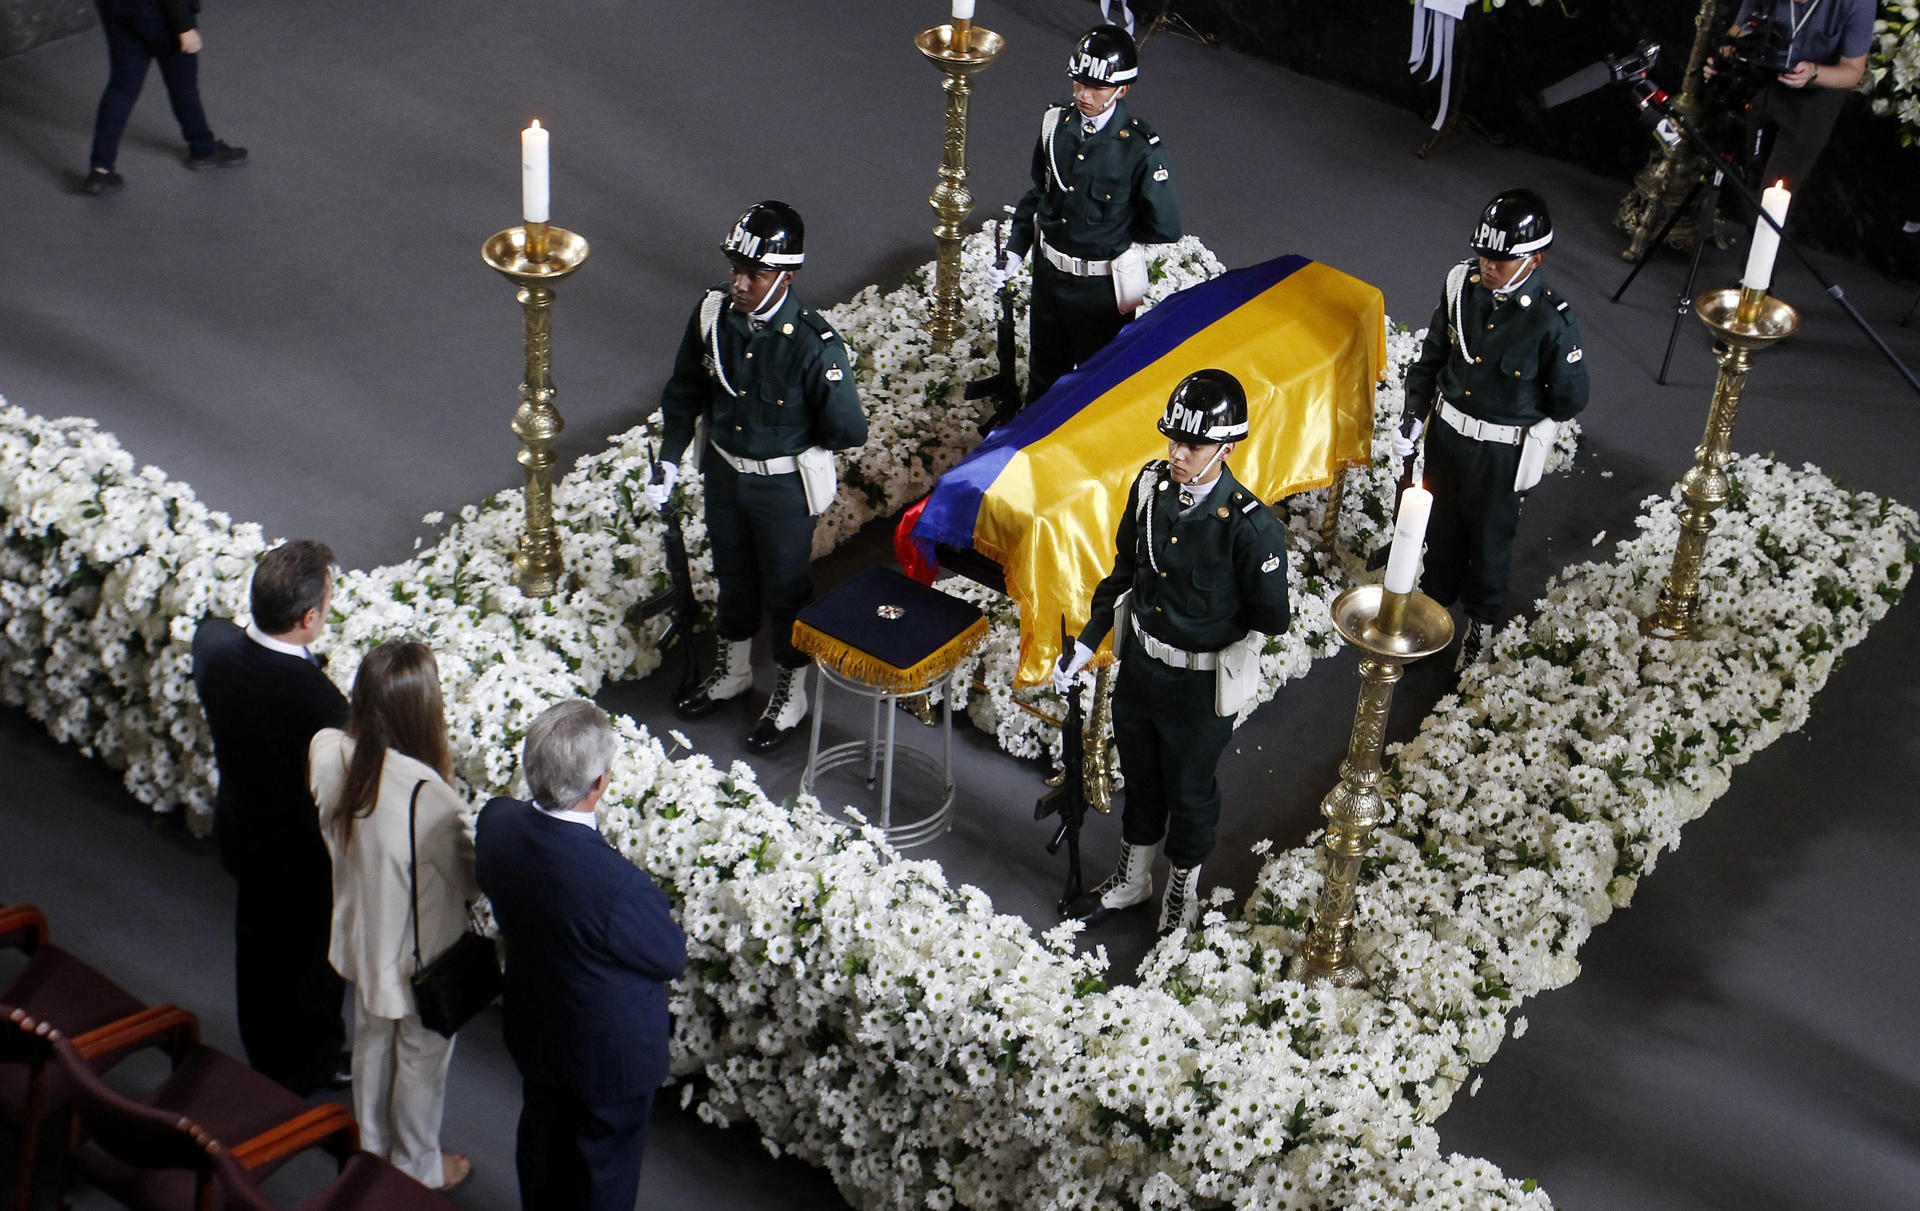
left=793, top=615, right=990, bottom=693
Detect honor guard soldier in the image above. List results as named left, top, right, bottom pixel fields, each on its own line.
left=1397, top=189, right=1590, bottom=669
left=1055, top=370, right=1291, bottom=935
left=650, top=201, right=869, bottom=751
left=988, top=24, right=1181, bottom=403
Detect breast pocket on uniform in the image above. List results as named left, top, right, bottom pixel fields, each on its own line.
left=753, top=379, right=803, bottom=431
left=1497, top=345, right=1539, bottom=382
left=1190, top=561, right=1232, bottom=613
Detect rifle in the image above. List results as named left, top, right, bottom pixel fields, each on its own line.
left=1034, top=618, right=1089, bottom=913
left=965, top=205, right=1022, bottom=436
left=631, top=437, right=702, bottom=699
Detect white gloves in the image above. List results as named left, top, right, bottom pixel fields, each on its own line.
left=1391, top=417, right=1425, bottom=461
left=987, top=249, right=1026, bottom=293
left=643, top=461, right=678, bottom=511
left=1051, top=640, right=1093, bottom=695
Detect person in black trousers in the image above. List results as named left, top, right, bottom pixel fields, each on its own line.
left=191, top=539, right=349, bottom=1095
left=83, top=0, right=246, bottom=196
left=476, top=701, right=687, bottom=1211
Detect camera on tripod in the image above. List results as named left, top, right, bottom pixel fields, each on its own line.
left=1706, top=13, right=1791, bottom=108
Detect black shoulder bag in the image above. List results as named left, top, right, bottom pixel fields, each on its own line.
left=407, top=779, right=502, bottom=1037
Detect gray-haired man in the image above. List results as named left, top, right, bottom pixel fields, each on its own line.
left=475, top=701, right=687, bottom=1211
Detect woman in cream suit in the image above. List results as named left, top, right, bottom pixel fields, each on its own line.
left=310, top=641, right=476, bottom=1190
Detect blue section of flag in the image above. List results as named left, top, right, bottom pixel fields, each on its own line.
left=912, top=255, right=1309, bottom=560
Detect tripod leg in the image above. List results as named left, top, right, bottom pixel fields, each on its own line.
left=1659, top=174, right=1725, bottom=385
left=1611, top=180, right=1703, bottom=305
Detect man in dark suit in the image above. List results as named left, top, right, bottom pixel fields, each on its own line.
left=191, top=539, right=349, bottom=1094
left=476, top=700, right=687, bottom=1211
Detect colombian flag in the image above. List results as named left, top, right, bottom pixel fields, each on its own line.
left=909, top=254, right=1384, bottom=687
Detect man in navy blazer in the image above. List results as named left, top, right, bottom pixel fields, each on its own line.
left=191, top=539, right=349, bottom=1095
left=476, top=700, right=687, bottom=1211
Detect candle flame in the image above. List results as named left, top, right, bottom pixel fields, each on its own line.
left=529, top=119, right=543, bottom=131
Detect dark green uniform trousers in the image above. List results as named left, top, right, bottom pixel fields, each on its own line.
left=1420, top=421, right=1527, bottom=625
left=701, top=450, right=817, bottom=669
left=1028, top=257, right=1127, bottom=403
left=1111, top=650, right=1235, bottom=869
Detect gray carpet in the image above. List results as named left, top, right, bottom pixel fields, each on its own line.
left=2, top=1, right=1917, bottom=1207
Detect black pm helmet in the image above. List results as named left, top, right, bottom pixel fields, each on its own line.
left=1068, top=24, right=1139, bottom=86
left=722, top=201, right=805, bottom=270
left=1469, top=189, right=1554, bottom=260
left=1158, top=369, right=1249, bottom=445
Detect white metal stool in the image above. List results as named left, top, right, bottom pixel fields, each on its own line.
left=790, top=567, right=987, bottom=850
left=800, top=664, right=957, bottom=848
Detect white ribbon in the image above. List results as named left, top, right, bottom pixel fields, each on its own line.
left=1099, top=0, right=1136, bottom=36
left=1409, top=0, right=1470, bottom=133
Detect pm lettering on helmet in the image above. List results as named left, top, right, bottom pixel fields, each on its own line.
left=1167, top=400, right=1205, bottom=433
left=1474, top=223, right=1507, bottom=254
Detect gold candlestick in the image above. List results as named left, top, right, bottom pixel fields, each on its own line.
left=481, top=224, right=590, bottom=597
left=1616, top=0, right=1723, bottom=262
left=916, top=21, right=1005, bottom=347
left=1640, top=285, right=1798, bottom=639
left=1294, top=584, right=1453, bottom=987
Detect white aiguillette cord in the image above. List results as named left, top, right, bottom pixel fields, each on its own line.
left=1409, top=0, right=1471, bottom=133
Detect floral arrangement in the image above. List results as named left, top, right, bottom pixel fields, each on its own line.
left=1867, top=3, right=1920, bottom=144
left=5, top=394, right=1909, bottom=1208
left=5, top=233, right=1910, bottom=1209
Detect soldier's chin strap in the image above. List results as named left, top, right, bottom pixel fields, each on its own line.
left=1188, top=443, right=1228, bottom=485
left=1488, top=256, right=1540, bottom=297
left=747, top=273, right=791, bottom=322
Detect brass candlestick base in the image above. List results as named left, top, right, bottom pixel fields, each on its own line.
left=1294, top=584, right=1453, bottom=987
left=916, top=22, right=1005, bottom=348
left=1640, top=285, right=1798, bottom=639
left=482, top=224, right=590, bottom=598
left=1616, top=0, right=1721, bottom=262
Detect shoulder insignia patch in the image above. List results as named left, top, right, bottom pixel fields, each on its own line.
left=1153, top=166, right=1169, bottom=182
left=825, top=365, right=844, bottom=382
left=1261, top=554, right=1281, bottom=573
left=781, top=322, right=794, bottom=335
left=1567, top=348, right=1583, bottom=363
left=1555, top=299, right=1570, bottom=312
left=820, top=330, right=835, bottom=341
left=1241, top=498, right=1261, bottom=514
left=1147, top=134, right=1161, bottom=145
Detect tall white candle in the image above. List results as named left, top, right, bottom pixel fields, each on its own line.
left=522, top=120, right=550, bottom=225
left=1741, top=181, right=1792, bottom=293
left=952, top=0, right=976, bottom=19
left=1383, top=483, right=1433, bottom=595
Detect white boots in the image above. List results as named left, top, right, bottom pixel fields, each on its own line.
left=675, top=638, right=752, bottom=719
left=1069, top=841, right=1155, bottom=924
left=1157, top=865, right=1203, bottom=937
left=746, top=664, right=809, bottom=753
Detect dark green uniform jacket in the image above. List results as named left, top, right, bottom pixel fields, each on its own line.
left=1008, top=99, right=1182, bottom=262
left=1079, top=461, right=1291, bottom=655
left=1404, top=261, right=1590, bottom=425
left=659, top=287, right=868, bottom=464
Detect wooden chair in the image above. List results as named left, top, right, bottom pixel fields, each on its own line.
left=208, top=1141, right=462, bottom=1211
left=1, top=905, right=153, bottom=1211
left=41, top=1010, right=356, bottom=1211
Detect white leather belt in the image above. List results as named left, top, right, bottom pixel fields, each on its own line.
left=710, top=439, right=799, bottom=476
left=1039, top=236, right=1116, bottom=277
left=1131, top=614, right=1217, bottom=671
left=1438, top=399, right=1525, bottom=446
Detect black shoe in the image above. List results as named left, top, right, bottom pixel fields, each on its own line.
left=80, top=169, right=124, bottom=196
left=745, top=667, right=808, bottom=753
left=185, top=141, right=248, bottom=170
left=1453, top=619, right=1493, bottom=673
